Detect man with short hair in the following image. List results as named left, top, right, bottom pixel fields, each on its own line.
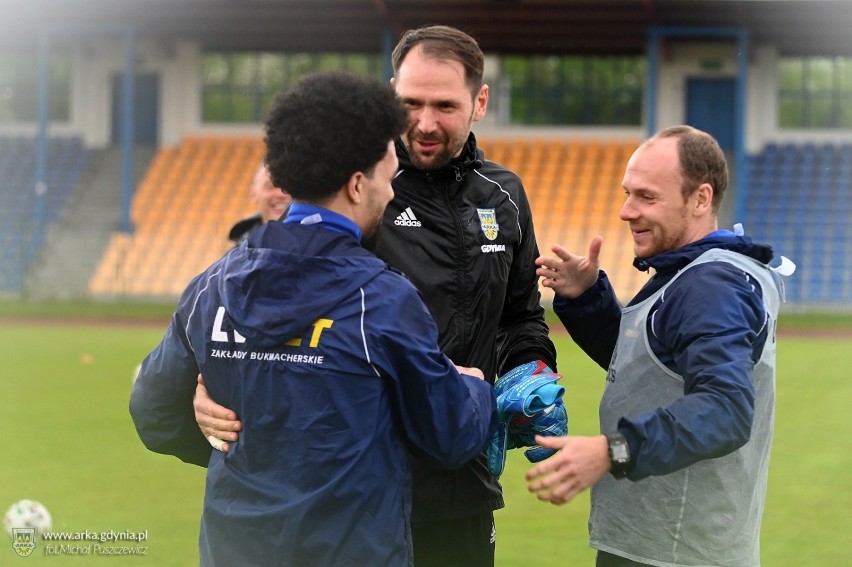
left=130, top=71, right=498, bottom=567
left=527, top=125, right=788, bottom=567
left=195, top=26, right=562, bottom=567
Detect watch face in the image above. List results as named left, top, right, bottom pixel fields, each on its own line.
left=611, top=442, right=629, bottom=462
left=607, top=435, right=630, bottom=477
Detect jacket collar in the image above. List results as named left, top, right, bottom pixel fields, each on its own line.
left=395, top=132, right=484, bottom=183
left=633, top=231, right=775, bottom=274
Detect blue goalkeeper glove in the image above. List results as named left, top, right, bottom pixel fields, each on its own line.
left=486, top=360, right=565, bottom=477
left=507, top=398, right=568, bottom=463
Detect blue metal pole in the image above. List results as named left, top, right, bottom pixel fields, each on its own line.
left=381, top=24, right=394, bottom=82
left=646, top=29, right=660, bottom=138
left=733, top=30, right=749, bottom=225
left=35, top=30, right=50, bottom=253
left=121, top=25, right=136, bottom=233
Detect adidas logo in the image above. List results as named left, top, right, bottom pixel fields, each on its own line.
left=394, top=207, right=422, bottom=227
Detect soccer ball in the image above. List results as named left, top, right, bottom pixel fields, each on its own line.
left=3, top=500, right=52, bottom=540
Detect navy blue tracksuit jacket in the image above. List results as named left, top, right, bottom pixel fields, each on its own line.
left=130, top=208, right=498, bottom=566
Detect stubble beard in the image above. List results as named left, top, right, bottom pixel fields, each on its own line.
left=361, top=211, right=385, bottom=252
left=639, top=215, right=691, bottom=258
left=403, top=129, right=470, bottom=172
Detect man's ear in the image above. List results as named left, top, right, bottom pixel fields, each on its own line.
left=473, top=84, right=489, bottom=122
left=346, top=172, right=364, bottom=205
left=693, top=182, right=713, bottom=215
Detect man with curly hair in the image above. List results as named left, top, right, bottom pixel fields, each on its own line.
left=130, top=71, right=498, bottom=567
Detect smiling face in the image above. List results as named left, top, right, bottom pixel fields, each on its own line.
left=392, top=45, right=488, bottom=171
left=619, top=136, right=715, bottom=258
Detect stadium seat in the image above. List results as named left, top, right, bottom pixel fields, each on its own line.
left=0, top=135, right=90, bottom=293
left=89, top=136, right=851, bottom=306
left=743, top=141, right=852, bottom=304
left=89, top=136, right=264, bottom=297
left=482, top=137, right=646, bottom=300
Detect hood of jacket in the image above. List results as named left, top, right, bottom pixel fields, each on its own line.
left=634, top=231, right=775, bottom=274
left=216, top=221, right=386, bottom=348
left=395, top=133, right=484, bottom=185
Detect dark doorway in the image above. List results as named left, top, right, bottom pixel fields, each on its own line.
left=111, top=73, right=159, bottom=146
left=686, top=78, right=735, bottom=152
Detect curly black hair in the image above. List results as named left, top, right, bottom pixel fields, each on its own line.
left=264, top=71, right=407, bottom=203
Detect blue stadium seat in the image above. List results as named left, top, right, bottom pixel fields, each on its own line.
left=0, top=135, right=90, bottom=293
left=743, top=143, right=846, bottom=303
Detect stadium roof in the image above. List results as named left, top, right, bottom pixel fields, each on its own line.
left=2, top=0, right=851, bottom=56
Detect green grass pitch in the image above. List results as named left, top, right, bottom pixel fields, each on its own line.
left=1, top=319, right=849, bottom=565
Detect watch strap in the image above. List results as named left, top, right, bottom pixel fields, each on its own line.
left=605, top=431, right=631, bottom=478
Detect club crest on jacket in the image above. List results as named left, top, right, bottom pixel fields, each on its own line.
left=477, top=208, right=499, bottom=241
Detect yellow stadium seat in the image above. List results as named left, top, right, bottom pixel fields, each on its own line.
left=93, top=136, right=646, bottom=300
left=89, top=135, right=268, bottom=297
left=477, top=136, right=643, bottom=301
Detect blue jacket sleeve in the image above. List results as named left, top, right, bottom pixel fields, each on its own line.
left=129, top=310, right=212, bottom=467
left=619, top=262, right=769, bottom=480
left=369, top=282, right=499, bottom=469
left=552, top=271, right=623, bottom=370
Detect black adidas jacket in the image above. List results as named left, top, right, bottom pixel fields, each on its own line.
left=373, top=133, right=558, bottom=521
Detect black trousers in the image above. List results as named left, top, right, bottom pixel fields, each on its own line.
left=411, top=511, right=495, bottom=567
left=596, top=550, right=653, bottom=567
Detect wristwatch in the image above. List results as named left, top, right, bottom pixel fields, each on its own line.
left=605, top=432, right=631, bottom=479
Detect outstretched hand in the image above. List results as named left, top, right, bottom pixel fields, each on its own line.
left=525, top=434, right=611, bottom=505
left=194, top=375, right=242, bottom=452
left=535, top=236, right=603, bottom=299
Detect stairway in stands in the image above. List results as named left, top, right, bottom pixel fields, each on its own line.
left=24, top=147, right=156, bottom=300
